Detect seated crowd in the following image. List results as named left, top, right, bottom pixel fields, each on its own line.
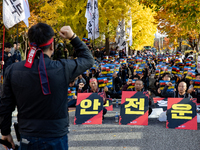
left=67, top=50, right=200, bottom=119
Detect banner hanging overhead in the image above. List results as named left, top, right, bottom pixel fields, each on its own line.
left=3, top=0, right=30, bottom=29
left=85, top=0, right=99, bottom=40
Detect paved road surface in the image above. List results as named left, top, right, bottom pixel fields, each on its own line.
left=1, top=107, right=200, bottom=150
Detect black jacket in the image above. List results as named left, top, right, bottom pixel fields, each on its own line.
left=94, top=51, right=101, bottom=58
left=190, top=89, right=200, bottom=103
left=0, top=52, right=14, bottom=72
left=113, top=76, right=122, bottom=92
left=0, top=37, right=94, bottom=137
left=161, top=85, right=192, bottom=98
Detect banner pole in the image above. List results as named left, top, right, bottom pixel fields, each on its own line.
left=17, top=24, right=19, bottom=44
left=2, top=26, right=5, bottom=70
left=1, top=26, right=5, bottom=88
left=93, top=0, right=95, bottom=50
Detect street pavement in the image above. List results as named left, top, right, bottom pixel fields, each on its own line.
left=1, top=107, right=199, bottom=150
left=67, top=107, right=200, bottom=150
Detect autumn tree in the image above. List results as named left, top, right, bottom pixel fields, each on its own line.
left=1, top=0, right=158, bottom=56
left=38, top=0, right=157, bottom=53
left=139, top=0, right=200, bottom=52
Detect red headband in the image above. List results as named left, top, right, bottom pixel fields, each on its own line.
left=38, top=38, right=54, bottom=48
left=25, top=38, right=53, bottom=68
left=90, top=78, right=97, bottom=83
left=24, top=38, right=54, bottom=95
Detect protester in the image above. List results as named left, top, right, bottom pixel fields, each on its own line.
left=111, top=72, right=122, bottom=98
left=0, top=43, right=13, bottom=76
left=10, top=42, right=19, bottom=56
left=122, top=78, right=134, bottom=91
left=119, top=49, right=126, bottom=58
left=94, top=48, right=102, bottom=62
left=187, top=73, right=200, bottom=103
left=75, top=74, right=86, bottom=87
left=120, top=63, right=131, bottom=84
left=101, top=48, right=106, bottom=60
left=161, top=81, right=192, bottom=98
left=154, top=73, right=171, bottom=97
left=0, top=23, right=94, bottom=150
left=12, top=43, right=21, bottom=62
left=78, top=78, right=108, bottom=119
left=110, top=47, right=115, bottom=56
left=122, top=79, right=152, bottom=115
left=89, top=67, right=100, bottom=79
left=68, top=80, right=78, bottom=107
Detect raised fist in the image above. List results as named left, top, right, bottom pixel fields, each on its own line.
left=59, top=26, right=75, bottom=40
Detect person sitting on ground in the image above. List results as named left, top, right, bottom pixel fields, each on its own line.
left=123, top=79, right=152, bottom=115
left=77, top=78, right=108, bottom=118
left=130, top=69, right=140, bottom=80
left=94, top=48, right=102, bottom=62
left=111, top=72, right=122, bottom=98
left=120, top=63, right=130, bottom=84
left=68, top=80, right=78, bottom=107
left=89, top=67, right=100, bottom=79
left=122, top=76, right=140, bottom=91
left=161, top=81, right=192, bottom=98
left=187, top=73, right=200, bottom=103
left=155, top=73, right=171, bottom=97
left=122, top=79, right=151, bottom=96
left=138, top=66, right=149, bottom=90
left=75, top=74, right=86, bottom=87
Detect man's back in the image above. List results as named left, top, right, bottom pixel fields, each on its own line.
left=0, top=23, right=94, bottom=150
left=7, top=57, right=68, bottom=137
left=1, top=36, right=94, bottom=138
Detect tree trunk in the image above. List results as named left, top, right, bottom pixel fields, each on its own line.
left=196, top=34, right=200, bottom=52
left=105, top=37, right=109, bottom=55
left=128, top=46, right=131, bottom=55
left=179, top=38, right=182, bottom=52
left=105, top=20, right=110, bottom=56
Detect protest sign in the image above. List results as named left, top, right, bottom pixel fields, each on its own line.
left=119, top=91, right=149, bottom=125
left=68, top=87, right=76, bottom=99
left=172, top=66, right=179, bottom=74
left=159, top=80, right=175, bottom=92
left=97, top=77, right=113, bottom=88
left=74, top=93, right=104, bottom=125
left=136, top=67, right=143, bottom=74
left=165, top=68, right=172, bottom=74
left=193, top=80, right=200, bottom=89
left=186, top=71, right=196, bottom=80
left=183, top=66, right=191, bottom=75
left=197, top=103, right=200, bottom=113
left=104, top=98, right=113, bottom=111
left=101, top=65, right=113, bottom=76
left=166, top=98, right=197, bottom=130
left=153, top=98, right=168, bottom=111
left=155, top=69, right=160, bottom=76
left=125, top=79, right=136, bottom=90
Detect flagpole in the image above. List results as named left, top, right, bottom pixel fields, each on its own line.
left=93, top=0, right=95, bottom=50
left=2, top=26, right=5, bottom=70
left=1, top=26, right=5, bottom=86
left=17, top=24, right=19, bottom=44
